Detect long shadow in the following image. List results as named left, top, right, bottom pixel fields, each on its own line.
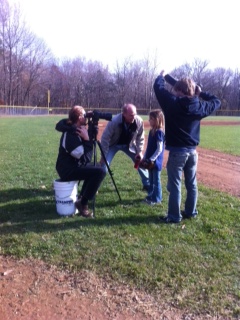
left=0, top=188, right=163, bottom=236
left=0, top=188, right=53, bottom=203
left=0, top=214, right=160, bottom=236
left=0, top=188, right=58, bottom=223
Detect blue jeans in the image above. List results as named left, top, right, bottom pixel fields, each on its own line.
left=166, top=150, right=198, bottom=222
left=147, top=168, right=162, bottom=203
left=102, top=144, right=149, bottom=187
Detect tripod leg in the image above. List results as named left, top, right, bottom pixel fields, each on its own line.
left=97, top=140, right=122, bottom=201
left=91, top=141, right=97, bottom=218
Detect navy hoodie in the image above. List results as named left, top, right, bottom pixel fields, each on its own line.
left=153, top=75, right=221, bottom=149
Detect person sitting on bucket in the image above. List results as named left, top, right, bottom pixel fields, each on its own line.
left=55, top=105, right=106, bottom=218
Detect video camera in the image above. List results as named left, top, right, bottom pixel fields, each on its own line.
left=85, top=110, right=112, bottom=122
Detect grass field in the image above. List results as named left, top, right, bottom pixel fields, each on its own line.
left=200, top=125, right=240, bottom=155
left=0, top=116, right=240, bottom=318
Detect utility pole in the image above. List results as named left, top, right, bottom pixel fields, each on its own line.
left=47, top=89, right=51, bottom=114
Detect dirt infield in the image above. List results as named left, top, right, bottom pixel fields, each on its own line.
left=1, top=120, right=239, bottom=320
left=200, top=121, right=240, bottom=126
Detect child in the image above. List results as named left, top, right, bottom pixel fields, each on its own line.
left=141, top=109, right=165, bottom=205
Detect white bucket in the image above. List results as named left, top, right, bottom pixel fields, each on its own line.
left=53, top=179, right=78, bottom=216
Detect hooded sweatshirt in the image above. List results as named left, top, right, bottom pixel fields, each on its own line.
left=153, top=75, right=221, bottom=150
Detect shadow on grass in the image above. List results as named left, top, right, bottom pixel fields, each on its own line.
left=0, top=188, right=164, bottom=236
left=0, top=187, right=53, bottom=202
left=0, top=188, right=57, bottom=222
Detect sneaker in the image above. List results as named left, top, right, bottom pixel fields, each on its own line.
left=158, top=216, right=180, bottom=224
left=142, top=198, right=155, bottom=206
left=142, top=198, right=161, bottom=206
left=75, top=200, right=93, bottom=218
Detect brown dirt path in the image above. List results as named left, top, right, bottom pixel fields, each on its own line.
left=0, top=120, right=239, bottom=320
left=162, top=147, right=240, bottom=198
left=196, top=147, right=240, bottom=197
left=0, top=256, right=187, bottom=320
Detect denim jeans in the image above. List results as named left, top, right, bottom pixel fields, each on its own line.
left=166, top=150, right=198, bottom=222
left=101, top=144, right=149, bottom=187
left=147, top=168, right=162, bottom=203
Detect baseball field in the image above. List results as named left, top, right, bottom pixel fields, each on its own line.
left=0, top=116, right=239, bottom=320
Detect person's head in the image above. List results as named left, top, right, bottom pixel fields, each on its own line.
left=149, top=109, right=165, bottom=134
left=173, top=78, right=196, bottom=97
left=67, top=105, right=86, bottom=126
left=122, top=103, right=137, bottom=124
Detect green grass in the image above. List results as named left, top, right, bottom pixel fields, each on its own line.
left=0, top=116, right=240, bottom=318
left=200, top=126, right=240, bottom=155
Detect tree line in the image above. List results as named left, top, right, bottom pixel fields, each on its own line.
left=1, top=0, right=240, bottom=115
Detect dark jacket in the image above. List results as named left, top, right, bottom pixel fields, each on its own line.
left=153, top=75, right=221, bottom=149
left=56, top=131, right=93, bottom=181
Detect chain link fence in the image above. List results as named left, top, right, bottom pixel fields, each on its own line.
left=1, top=105, right=240, bottom=117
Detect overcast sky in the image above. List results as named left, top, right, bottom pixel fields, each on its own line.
left=11, top=0, right=239, bottom=72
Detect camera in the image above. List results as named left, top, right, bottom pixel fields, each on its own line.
left=85, top=110, right=112, bottom=141
left=164, top=74, right=202, bottom=94
left=85, top=110, right=112, bottom=122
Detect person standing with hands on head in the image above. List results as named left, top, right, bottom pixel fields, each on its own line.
left=100, top=103, right=150, bottom=191
left=153, top=70, right=221, bottom=223
left=140, top=109, right=165, bottom=205
left=56, top=106, right=106, bottom=218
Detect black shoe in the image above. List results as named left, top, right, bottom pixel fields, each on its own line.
left=159, top=216, right=180, bottom=224
left=181, top=210, right=197, bottom=219
left=142, top=185, right=150, bottom=192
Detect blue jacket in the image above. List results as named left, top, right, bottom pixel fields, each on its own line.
left=145, top=129, right=165, bottom=170
left=153, top=75, right=221, bottom=149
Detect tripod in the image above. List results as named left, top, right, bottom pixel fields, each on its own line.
left=88, top=119, right=122, bottom=218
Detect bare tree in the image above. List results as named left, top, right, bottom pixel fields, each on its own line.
left=191, top=58, right=209, bottom=85
left=0, top=1, right=30, bottom=105
left=0, top=0, right=52, bottom=106
left=0, top=3, right=239, bottom=117
left=0, top=0, right=11, bottom=104
left=229, top=70, right=240, bottom=111
left=113, top=57, right=133, bottom=110
left=212, top=68, right=233, bottom=110
left=141, top=51, right=160, bottom=111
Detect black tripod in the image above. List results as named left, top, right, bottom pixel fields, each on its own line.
left=88, top=118, right=121, bottom=218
